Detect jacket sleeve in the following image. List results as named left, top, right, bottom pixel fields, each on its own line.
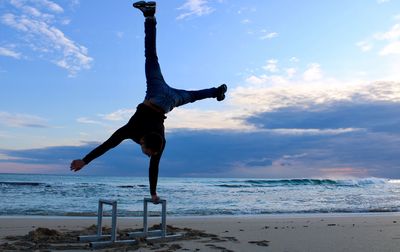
left=148, top=138, right=165, bottom=196
left=82, top=125, right=128, bottom=164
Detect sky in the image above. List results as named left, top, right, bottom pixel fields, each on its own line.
left=1, top=0, right=400, bottom=179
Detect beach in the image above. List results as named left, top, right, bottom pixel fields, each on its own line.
left=1, top=213, right=400, bottom=251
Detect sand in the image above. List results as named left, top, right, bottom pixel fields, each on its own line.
left=1, top=213, right=400, bottom=251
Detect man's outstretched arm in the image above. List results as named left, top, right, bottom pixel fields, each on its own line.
left=70, top=125, right=129, bottom=172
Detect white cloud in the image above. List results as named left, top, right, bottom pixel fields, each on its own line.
left=228, top=58, right=400, bottom=127
left=100, top=109, right=136, bottom=121
left=357, top=23, right=400, bottom=58
left=235, top=83, right=398, bottom=136
left=165, top=108, right=256, bottom=131
left=77, top=117, right=102, bottom=125
left=36, top=0, right=64, bottom=13
left=260, top=32, right=278, bottom=40
left=0, top=111, right=48, bottom=128
left=1, top=0, right=92, bottom=76
left=245, top=75, right=269, bottom=85
left=265, top=128, right=364, bottom=136
left=356, top=40, right=373, bottom=52
left=263, top=59, right=279, bottom=73
left=374, top=23, right=400, bottom=41
left=379, top=41, right=400, bottom=55
left=303, top=63, right=323, bottom=81
left=286, top=68, right=297, bottom=78
left=0, top=46, right=21, bottom=59
left=377, top=0, right=390, bottom=3
left=245, top=74, right=288, bottom=86
left=177, top=0, right=215, bottom=20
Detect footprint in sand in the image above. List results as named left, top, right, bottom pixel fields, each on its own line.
left=248, top=240, right=270, bottom=247
left=205, top=244, right=235, bottom=252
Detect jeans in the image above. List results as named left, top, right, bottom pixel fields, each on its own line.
left=144, top=18, right=217, bottom=113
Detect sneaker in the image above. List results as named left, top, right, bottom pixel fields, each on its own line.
left=216, top=84, right=227, bottom=101
left=133, top=1, right=156, bottom=17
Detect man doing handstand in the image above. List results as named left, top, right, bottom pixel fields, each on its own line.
left=70, top=1, right=227, bottom=203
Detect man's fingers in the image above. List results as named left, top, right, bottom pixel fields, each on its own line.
left=70, top=161, right=81, bottom=172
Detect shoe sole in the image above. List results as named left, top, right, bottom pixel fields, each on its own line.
left=217, top=84, right=227, bottom=101
left=133, top=1, right=156, bottom=8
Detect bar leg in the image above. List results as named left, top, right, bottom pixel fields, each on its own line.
left=79, top=199, right=137, bottom=247
left=161, top=200, right=166, bottom=238
left=111, top=201, right=117, bottom=242
left=97, top=200, right=103, bottom=237
left=128, top=198, right=182, bottom=241
left=144, top=199, right=148, bottom=235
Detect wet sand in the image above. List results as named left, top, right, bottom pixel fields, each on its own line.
left=1, top=213, right=400, bottom=251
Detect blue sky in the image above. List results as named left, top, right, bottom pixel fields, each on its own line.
left=1, top=0, right=400, bottom=178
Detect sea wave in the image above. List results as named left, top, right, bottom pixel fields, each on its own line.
left=1, top=174, right=399, bottom=217
left=0, top=181, right=46, bottom=187
left=216, top=178, right=389, bottom=188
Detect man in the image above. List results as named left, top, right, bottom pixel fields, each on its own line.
left=70, top=1, right=227, bottom=203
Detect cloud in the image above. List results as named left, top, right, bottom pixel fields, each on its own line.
left=76, top=117, right=103, bottom=125
left=1, top=0, right=92, bottom=76
left=36, top=0, right=64, bottom=13
left=177, top=0, right=215, bottom=20
left=246, top=101, right=400, bottom=134
left=379, top=41, right=400, bottom=55
left=359, top=22, right=400, bottom=57
left=356, top=40, right=373, bottom=52
left=241, top=19, right=251, bottom=24
left=377, top=0, right=390, bottom=4
left=260, top=32, right=278, bottom=40
left=286, top=68, right=297, bottom=78
left=0, top=111, right=49, bottom=128
left=374, top=23, right=400, bottom=41
left=231, top=79, right=400, bottom=116
left=318, top=167, right=370, bottom=178
left=0, top=162, right=66, bottom=174
left=2, top=122, right=400, bottom=178
left=165, top=108, right=255, bottom=131
left=263, top=59, right=279, bottom=73
left=0, top=46, right=21, bottom=59
left=302, top=63, right=323, bottom=81
left=100, top=109, right=136, bottom=122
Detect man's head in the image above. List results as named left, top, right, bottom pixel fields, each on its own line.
left=140, top=132, right=163, bottom=157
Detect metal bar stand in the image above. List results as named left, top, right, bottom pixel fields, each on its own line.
left=128, top=198, right=182, bottom=241
left=78, top=199, right=137, bottom=249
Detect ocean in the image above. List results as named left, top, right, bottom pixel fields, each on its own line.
left=0, top=173, right=399, bottom=217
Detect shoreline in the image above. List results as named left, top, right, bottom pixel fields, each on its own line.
left=1, top=210, right=400, bottom=218
left=1, top=211, right=400, bottom=220
left=1, top=213, right=400, bottom=251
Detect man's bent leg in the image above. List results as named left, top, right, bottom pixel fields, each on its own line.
left=172, top=87, right=218, bottom=108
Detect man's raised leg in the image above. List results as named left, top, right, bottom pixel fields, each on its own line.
left=133, top=2, right=165, bottom=87
left=171, top=84, right=227, bottom=108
